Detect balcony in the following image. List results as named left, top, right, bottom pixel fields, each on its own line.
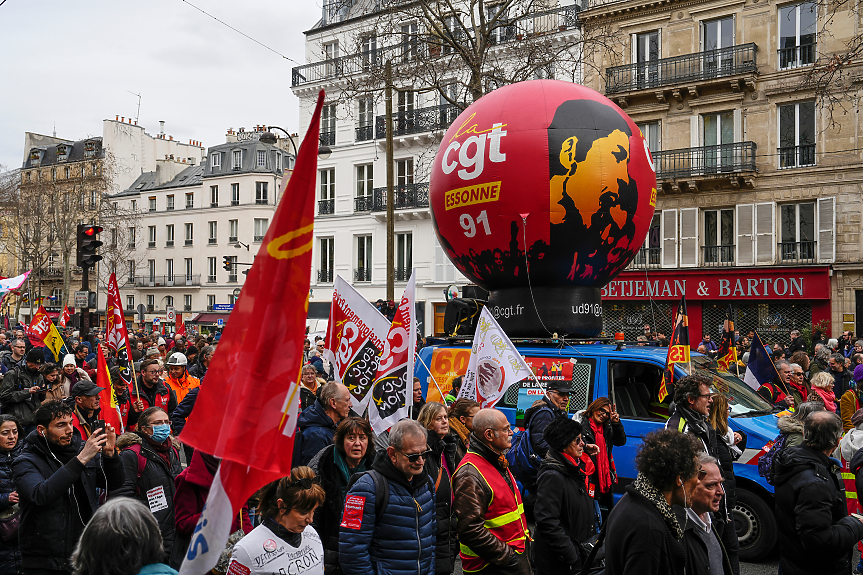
left=354, top=268, right=371, bottom=282
left=318, top=198, right=335, bottom=215
left=208, top=238, right=217, bottom=245
left=394, top=268, right=411, bottom=282
left=701, top=245, right=735, bottom=267
left=356, top=125, right=374, bottom=142
left=127, top=242, right=135, bottom=249
left=372, top=182, right=430, bottom=212
left=185, top=239, right=193, bottom=246
left=778, top=144, right=816, bottom=169
left=255, top=198, right=268, bottom=205
left=628, top=247, right=661, bottom=269
left=148, top=241, right=155, bottom=248
left=167, top=204, right=174, bottom=211
left=207, top=275, right=216, bottom=283
left=318, top=269, right=334, bottom=283
left=229, top=236, right=238, bottom=243
left=184, top=305, right=192, bottom=312
left=355, top=196, right=373, bottom=212
left=375, top=104, right=461, bottom=139
left=210, top=202, right=218, bottom=208
left=778, top=241, right=817, bottom=264
left=254, top=235, right=265, bottom=242
left=778, top=43, right=815, bottom=70
left=654, top=141, right=757, bottom=190
left=228, top=274, right=238, bottom=283
left=185, top=203, right=194, bottom=209
left=147, top=305, right=154, bottom=313
left=166, top=240, right=174, bottom=247
left=605, top=43, right=758, bottom=100
left=320, top=131, right=335, bottom=146
left=231, top=200, right=240, bottom=206
left=131, top=274, right=201, bottom=287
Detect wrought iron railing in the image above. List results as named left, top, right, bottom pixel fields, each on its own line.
left=355, top=125, right=374, bottom=142
left=318, top=199, right=335, bottom=215
left=148, top=241, right=156, bottom=248
left=355, top=196, right=373, bottom=212
left=701, top=245, right=735, bottom=267
left=394, top=268, right=411, bottom=282
left=354, top=268, right=372, bottom=282
left=208, top=238, right=217, bottom=245
left=653, top=141, right=757, bottom=180
left=131, top=274, right=201, bottom=287
left=318, top=269, right=334, bottom=283
left=185, top=239, right=193, bottom=246
left=628, top=247, right=661, bottom=269
left=320, top=131, right=335, bottom=146
left=778, top=241, right=817, bottom=264
left=372, top=182, right=430, bottom=211
left=778, top=144, right=816, bottom=169
left=605, top=43, right=758, bottom=94
left=375, top=104, right=462, bottom=138
left=166, top=240, right=174, bottom=247
left=778, top=43, right=815, bottom=70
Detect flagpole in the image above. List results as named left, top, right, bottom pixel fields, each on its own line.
left=414, top=354, right=446, bottom=403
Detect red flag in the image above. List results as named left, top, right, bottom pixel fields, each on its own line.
left=27, top=307, right=51, bottom=349
left=179, top=90, right=325, bottom=575
left=105, top=274, right=135, bottom=390
left=657, top=297, right=690, bottom=403
left=58, top=305, right=71, bottom=328
left=96, top=345, right=124, bottom=434
left=176, top=311, right=186, bottom=336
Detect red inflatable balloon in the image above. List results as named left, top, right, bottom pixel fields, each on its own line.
left=430, top=80, right=656, bottom=337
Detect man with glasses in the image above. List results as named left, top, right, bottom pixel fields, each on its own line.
left=756, top=360, right=796, bottom=410
left=128, top=358, right=177, bottom=431
left=786, top=363, right=810, bottom=409
left=339, top=419, right=435, bottom=575
left=453, top=408, right=531, bottom=575
left=1, top=338, right=27, bottom=373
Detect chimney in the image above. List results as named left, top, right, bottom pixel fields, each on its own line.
left=121, top=117, right=125, bottom=123
left=134, top=120, right=137, bottom=125
left=169, top=136, right=173, bottom=141
left=159, top=121, right=165, bottom=135
left=115, top=115, right=119, bottom=121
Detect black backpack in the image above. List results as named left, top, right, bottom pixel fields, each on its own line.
left=347, top=469, right=390, bottom=518
left=757, top=432, right=790, bottom=486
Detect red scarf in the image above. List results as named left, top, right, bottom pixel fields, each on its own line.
left=590, top=418, right=612, bottom=494
left=562, top=452, right=596, bottom=495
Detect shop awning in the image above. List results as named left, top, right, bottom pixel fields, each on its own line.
left=187, top=313, right=230, bottom=324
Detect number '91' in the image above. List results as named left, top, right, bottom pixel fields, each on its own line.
left=460, top=210, right=491, bottom=237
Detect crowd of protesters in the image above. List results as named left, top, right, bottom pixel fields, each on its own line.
left=1, top=324, right=863, bottom=575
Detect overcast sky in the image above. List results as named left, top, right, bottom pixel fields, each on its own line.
left=0, top=0, right=321, bottom=171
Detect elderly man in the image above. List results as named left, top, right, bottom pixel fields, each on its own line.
left=340, top=419, right=436, bottom=575
left=188, top=345, right=214, bottom=379
left=757, top=360, right=795, bottom=409
left=453, top=408, right=531, bottom=575
left=293, top=382, right=352, bottom=467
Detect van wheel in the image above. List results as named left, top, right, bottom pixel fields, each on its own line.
left=734, top=488, right=777, bottom=562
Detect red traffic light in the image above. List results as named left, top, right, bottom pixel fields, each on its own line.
left=83, top=226, right=103, bottom=236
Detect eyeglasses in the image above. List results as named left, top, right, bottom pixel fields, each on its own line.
left=287, top=476, right=321, bottom=490
left=597, top=409, right=612, bottom=417
left=398, top=448, right=432, bottom=463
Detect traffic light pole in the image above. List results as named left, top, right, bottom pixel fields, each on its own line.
left=80, top=264, right=90, bottom=342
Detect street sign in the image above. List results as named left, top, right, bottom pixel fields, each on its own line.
left=213, top=304, right=234, bottom=311
left=74, top=291, right=88, bottom=308
left=166, top=307, right=175, bottom=322
left=137, top=304, right=146, bottom=322
left=217, top=318, right=224, bottom=327
left=153, top=318, right=161, bottom=326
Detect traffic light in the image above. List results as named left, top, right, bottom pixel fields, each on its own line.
left=76, top=224, right=103, bottom=268
left=223, top=255, right=232, bottom=272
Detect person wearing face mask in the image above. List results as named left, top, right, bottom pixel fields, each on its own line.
left=113, top=406, right=183, bottom=568
left=0, top=415, right=22, bottom=575
left=603, top=429, right=703, bottom=575
left=308, top=417, right=376, bottom=575
left=229, top=466, right=326, bottom=575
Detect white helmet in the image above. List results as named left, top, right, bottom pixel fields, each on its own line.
left=166, top=353, right=188, bottom=367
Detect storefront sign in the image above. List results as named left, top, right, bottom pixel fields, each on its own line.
left=601, top=267, right=830, bottom=301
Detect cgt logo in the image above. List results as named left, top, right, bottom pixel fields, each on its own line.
left=441, top=122, right=507, bottom=181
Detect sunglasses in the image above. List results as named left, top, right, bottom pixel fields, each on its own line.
left=287, top=476, right=321, bottom=490
left=398, top=448, right=432, bottom=463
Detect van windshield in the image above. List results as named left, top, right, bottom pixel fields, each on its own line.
left=690, top=356, right=773, bottom=416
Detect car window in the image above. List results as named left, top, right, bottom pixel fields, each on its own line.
left=608, top=360, right=669, bottom=421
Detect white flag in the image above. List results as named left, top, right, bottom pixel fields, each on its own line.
left=460, top=307, right=532, bottom=408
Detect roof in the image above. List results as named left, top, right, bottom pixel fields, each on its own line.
left=23, top=137, right=104, bottom=169
left=156, top=163, right=205, bottom=190
left=203, top=140, right=287, bottom=179
left=114, top=171, right=159, bottom=197
left=113, top=163, right=205, bottom=197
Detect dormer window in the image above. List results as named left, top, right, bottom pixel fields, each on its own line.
left=211, top=153, right=221, bottom=170
left=232, top=150, right=242, bottom=170
left=29, top=149, right=41, bottom=167
left=84, top=141, right=96, bottom=158
left=57, top=145, right=68, bottom=162
left=257, top=150, right=267, bottom=168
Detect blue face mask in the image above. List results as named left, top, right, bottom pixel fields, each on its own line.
left=150, top=423, right=171, bottom=443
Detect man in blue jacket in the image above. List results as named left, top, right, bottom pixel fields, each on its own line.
left=293, top=382, right=351, bottom=467
left=339, top=419, right=435, bottom=575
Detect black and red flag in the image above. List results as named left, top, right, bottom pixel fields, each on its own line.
left=658, top=296, right=690, bottom=403
left=716, top=304, right=738, bottom=373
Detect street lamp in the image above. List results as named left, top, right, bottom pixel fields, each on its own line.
left=233, top=241, right=250, bottom=251
left=259, top=126, right=332, bottom=159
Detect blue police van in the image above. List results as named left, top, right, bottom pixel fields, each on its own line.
left=415, top=342, right=780, bottom=562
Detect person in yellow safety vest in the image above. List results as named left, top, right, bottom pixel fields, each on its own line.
left=452, top=408, right=531, bottom=575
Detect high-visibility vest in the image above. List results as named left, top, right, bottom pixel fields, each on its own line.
left=841, top=455, right=859, bottom=516
left=455, top=451, right=530, bottom=573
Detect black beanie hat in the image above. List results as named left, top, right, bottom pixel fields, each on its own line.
left=544, top=417, right=584, bottom=453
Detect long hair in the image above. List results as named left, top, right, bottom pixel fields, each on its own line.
left=707, top=394, right=729, bottom=436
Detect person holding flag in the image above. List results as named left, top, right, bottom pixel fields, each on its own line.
left=104, top=272, right=138, bottom=410
left=27, top=305, right=68, bottom=363
left=744, top=332, right=794, bottom=409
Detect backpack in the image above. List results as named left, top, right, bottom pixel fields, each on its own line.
left=506, top=427, right=542, bottom=490
left=346, top=469, right=390, bottom=519
left=757, top=432, right=789, bottom=486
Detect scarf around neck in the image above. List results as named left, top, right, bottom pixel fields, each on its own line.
left=633, top=472, right=684, bottom=540
left=449, top=416, right=470, bottom=445
left=589, top=418, right=612, bottom=493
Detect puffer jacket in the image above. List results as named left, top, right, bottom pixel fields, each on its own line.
left=0, top=441, right=22, bottom=575
left=339, top=451, right=436, bottom=575
left=309, top=443, right=375, bottom=575
left=293, top=399, right=338, bottom=467
left=778, top=415, right=806, bottom=449
left=112, top=432, right=183, bottom=567
left=424, top=431, right=459, bottom=574
left=774, top=445, right=863, bottom=575
left=0, top=365, right=42, bottom=426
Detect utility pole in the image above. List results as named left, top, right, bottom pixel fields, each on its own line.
left=385, top=60, right=395, bottom=302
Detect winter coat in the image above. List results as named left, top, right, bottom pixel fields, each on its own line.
left=12, top=430, right=124, bottom=571
left=112, top=432, right=183, bottom=566
left=309, top=443, right=376, bottom=575
left=666, top=406, right=718, bottom=457
left=424, top=431, right=459, bottom=574
left=840, top=389, right=863, bottom=432
left=133, top=564, right=179, bottom=575
left=839, top=426, right=863, bottom=462
left=831, top=369, right=855, bottom=413
left=339, top=451, right=436, bottom=575
left=533, top=449, right=597, bottom=575
left=578, top=413, right=626, bottom=488
left=524, top=396, right=566, bottom=459
left=174, top=450, right=251, bottom=537
left=294, top=399, right=338, bottom=468
left=0, top=442, right=22, bottom=575
left=0, top=365, right=42, bottom=426
left=672, top=506, right=732, bottom=575
left=788, top=337, right=806, bottom=356
left=128, top=377, right=178, bottom=430
left=171, top=386, right=199, bottom=437
left=187, top=357, right=207, bottom=379
left=164, top=371, right=200, bottom=404
left=60, top=367, right=90, bottom=398
left=774, top=445, right=863, bottom=575
left=777, top=415, right=805, bottom=449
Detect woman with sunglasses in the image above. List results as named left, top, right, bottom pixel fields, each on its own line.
left=229, top=466, right=326, bottom=575
left=579, top=397, right=626, bottom=519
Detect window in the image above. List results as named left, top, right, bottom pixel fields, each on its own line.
left=702, top=111, right=735, bottom=170
left=254, top=218, right=269, bottom=242
left=256, top=182, right=268, bottom=204
left=207, top=294, right=216, bottom=310
left=324, top=40, right=339, bottom=77
left=148, top=260, right=156, bottom=281
left=232, top=150, right=242, bottom=169
left=127, top=295, right=135, bottom=308
left=704, top=209, right=734, bottom=264
left=51, top=168, right=56, bottom=181
left=487, top=5, right=513, bottom=43
left=185, top=193, right=194, bottom=209
left=211, top=153, right=221, bottom=169
left=185, top=223, right=193, bottom=245
left=321, top=104, right=336, bottom=146
left=128, top=227, right=136, bottom=248
left=184, top=294, right=192, bottom=312
left=361, top=34, right=377, bottom=70
left=228, top=256, right=238, bottom=282
left=185, top=258, right=193, bottom=280
left=166, top=224, right=175, bottom=247
left=209, top=221, right=217, bottom=244
left=147, top=295, right=155, bottom=311
left=702, top=17, right=735, bottom=75
left=149, top=197, right=156, bottom=212
left=166, top=259, right=174, bottom=281
left=166, top=296, right=174, bottom=308
left=356, top=235, right=372, bottom=282
left=356, top=164, right=373, bottom=211
left=780, top=202, right=816, bottom=261
left=229, top=219, right=238, bottom=242
left=609, top=360, right=667, bottom=420
left=64, top=167, right=70, bottom=179
left=110, top=228, right=118, bottom=247
left=401, top=22, right=418, bottom=61
left=257, top=150, right=266, bottom=168
left=127, top=260, right=135, bottom=282
left=208, top=257, right=217, bottom=283
left=397, top=90, right=415, bottom=113
left=442, top=16, right=460, bottom=54
left=778, top=101, right=815, bottom=168
left=231, top=183, right=240, bottom=205
left=210, top=185, right=218, bottom=207
left=357, top=97, right=374, bottom=141
left=131, top=200, right=137, bottom=211
left=397, top=158, right=414, bottom=186
left=148, top=226, right=156, bottom=248
left=319, top=237, right=334, bottom=283
left=779, top=2, right=816, bottom=69
left=396, top=232, right=412, bottom=280
left=635, top=31, right=660, bottom=87
left=167, top=195, right=174, bottom=210
left=89, top=190, right=97, bottom=210
left=637, top=121, right=661, bottom=153
left=276, top=153, right=282, bottom=171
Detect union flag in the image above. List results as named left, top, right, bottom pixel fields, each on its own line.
left=658, top=296, right=690, bottom=403
left=716, top=304, right=738, bottom=374
left=96, top=344, right=124, bottom=434
left=58, top=305, right=71, bottom=328
left=105, top=274, right=135, bottom=391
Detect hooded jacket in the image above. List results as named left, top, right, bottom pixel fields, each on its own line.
left=293, top=399, right=338, bottom=468
left=773, top=445, right=863, bottom=575
left=424, top=430, right=459, bottom=574
left=777, top=415, right=806, bottom=449
left=174, top=450, right=251, bottom=537
left=12, top=429, right=124, bottom=571
left=339, top=451, right=436, bottom=575
left=0, top=440, right=22, bottom=574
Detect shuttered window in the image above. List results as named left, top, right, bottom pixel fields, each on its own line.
left=661, top=209, right=678, bottom=268
left=679, top=208, right=699, bottom=267
left=735, top=204, right=754, bottom=266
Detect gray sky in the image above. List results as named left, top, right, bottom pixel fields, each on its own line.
left=0, top=0, right=321, bottom=171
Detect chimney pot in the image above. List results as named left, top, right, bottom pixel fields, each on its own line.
left=121, top=117, right=125, bottom=122
left=115, top=115, right=119, bottom=121
left=159, top=121, right=165, bottom=135
left=134, top=120, right=137, bottom=125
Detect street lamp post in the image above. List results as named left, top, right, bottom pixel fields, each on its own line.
left=259, top=126, right=332, bottom=160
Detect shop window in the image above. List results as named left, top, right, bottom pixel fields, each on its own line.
left=702, top=302, right=812, bottom=346
left=603, top=301, right=676, bottom=341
